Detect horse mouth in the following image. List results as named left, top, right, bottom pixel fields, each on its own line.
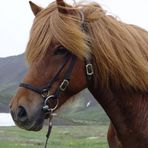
left=13, top=110, right=45, bottom=131
left=16, top=117, right=44, bottom=131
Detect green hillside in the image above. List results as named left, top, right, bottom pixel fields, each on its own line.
left=56, top=90, right=109, bottom=125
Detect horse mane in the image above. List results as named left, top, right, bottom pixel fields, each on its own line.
left=26, top=2, right=148, bottom=92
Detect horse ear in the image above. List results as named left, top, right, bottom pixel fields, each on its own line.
left=56, top=0, right=67, bottom=14
left=56, top=0, right=74, bottom=14
left=29, top=1, right=42, bottom=16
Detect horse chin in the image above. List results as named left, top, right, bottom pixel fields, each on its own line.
left=17, top=118, right=44, bottom=131
left=27, top=120, right=44, bottom=131
left=15, top=111, right=45, bottom=131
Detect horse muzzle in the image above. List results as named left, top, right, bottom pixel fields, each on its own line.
left=10, top=102, right=45, bottom=131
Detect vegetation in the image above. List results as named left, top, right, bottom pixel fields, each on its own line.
left=0, top=125, right=108, bottom=148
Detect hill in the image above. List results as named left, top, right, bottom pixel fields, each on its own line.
left=0, top=54, right=109, bottom=125
left=0, top=54, right=27, bottom=95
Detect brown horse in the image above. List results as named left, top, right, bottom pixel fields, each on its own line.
left=10, top=1, right=148, bottom=148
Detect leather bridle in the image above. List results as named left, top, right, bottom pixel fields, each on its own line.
left=20, top=52, right=94, bottom=113
left=19, top=50, right=94, bottom=148
left=19, top=12, right=94, bottom=147
left=20, top=53, right=77, bottom=112
left=19, top=50, right=94, bottom=147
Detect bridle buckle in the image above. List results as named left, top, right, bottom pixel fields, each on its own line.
left=60, top=79, right=69, bottom=91
left=86, top=64, right=94, bottom=76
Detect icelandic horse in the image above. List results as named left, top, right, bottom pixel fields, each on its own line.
left=10, top=1, right=148, bottom=148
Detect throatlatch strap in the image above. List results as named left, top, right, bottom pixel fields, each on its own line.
left=81, top=16, right=94, bottom=90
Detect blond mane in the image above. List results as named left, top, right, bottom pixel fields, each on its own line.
left=26, top=2, right=148, bottom=92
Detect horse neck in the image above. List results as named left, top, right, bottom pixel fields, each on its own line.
left=89, top=86, right=148, bottom=147
left=89, top=87, right=126, bottom=130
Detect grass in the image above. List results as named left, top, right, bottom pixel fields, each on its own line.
left=0, top=125, right=108, bottom=148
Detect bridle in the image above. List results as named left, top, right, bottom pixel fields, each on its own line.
left=20, top=52, right=94, bottom=111
left=20, top=53, right=77, bottom=112
left=19, top=51, right=94, bottom=147
left=19, top=11, right=94, bottom=148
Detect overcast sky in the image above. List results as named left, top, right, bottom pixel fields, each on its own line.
left=0, top=0, right=148, bottom=57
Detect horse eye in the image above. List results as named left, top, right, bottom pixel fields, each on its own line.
left=54, top=46, right=67, bottom=55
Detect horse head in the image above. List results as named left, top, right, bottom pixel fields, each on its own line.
left=9, top=0, right=93, bottom=131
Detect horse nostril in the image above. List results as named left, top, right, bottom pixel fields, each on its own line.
left=17, top=106, right=28, bottom=122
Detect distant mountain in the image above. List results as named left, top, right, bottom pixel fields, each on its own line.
left=0, top=54, right=109, bottom=125
left=0, top=54, right=27, bottom=95
left=0, top=54, right=27, bottom=112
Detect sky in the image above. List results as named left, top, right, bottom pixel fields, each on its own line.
left=0, top=0, right=148, bottom=57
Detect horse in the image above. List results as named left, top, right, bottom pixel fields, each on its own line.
left=9, top=0, right=148, bottom=148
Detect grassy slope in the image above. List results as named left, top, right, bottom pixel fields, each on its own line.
left=0, top=93, right=12, bottom=112
left=57, top=92, right=109, bottom=125
left=0, top=125, right=108, bottom=148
